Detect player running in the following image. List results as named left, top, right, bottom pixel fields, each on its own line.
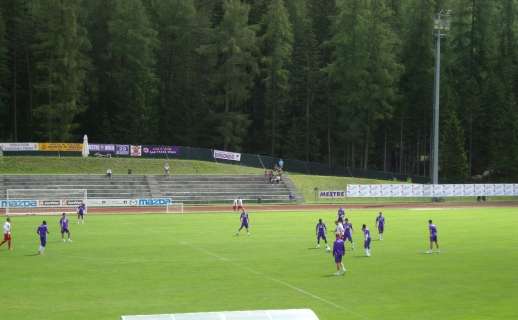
left=343, top=218, right=355, bottom=249
left=77, top=202, right=86, bottom=224
left=235, top=209, right=250, bottom=236
left=0, top=217, right=12, bottom=251
left=315, top=219, right=330, bottom=251
left=332, top=234, right=346, bottom=275
left=427, top=220, right=440, bottom=253
left=362, top=224, right=371, bottom=257
left=60, top=213, right=72, bottom=242
left=37, top=221, right=49, bottom=255
left=376, top=212, right=385, bottom=240
left=337, top=207, right=345, bottom=221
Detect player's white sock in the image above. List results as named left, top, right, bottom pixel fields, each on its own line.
left=316, top=244, right=320, bottom=248
left=352, top=243, right=355, bottom=249
left=326, top=245, right=330, bottom=250
left=341, top=263, right=346, bottom=272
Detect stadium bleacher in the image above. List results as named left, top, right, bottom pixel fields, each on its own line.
left=0, top=174, right=301, bottom=204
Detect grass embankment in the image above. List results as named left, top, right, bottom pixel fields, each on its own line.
left=0, top=156, right=263, bottom=175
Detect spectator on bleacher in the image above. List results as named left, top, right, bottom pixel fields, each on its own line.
left=106, top=168, right=112, bottom=179
left=265, top=170, right=273, bottom=183
left=164, top=162, right=170, bottom=176
left=278, top=158, right=284, bottom=169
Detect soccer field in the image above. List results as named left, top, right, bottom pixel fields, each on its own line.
left=1, top=208, right=517, bottom=320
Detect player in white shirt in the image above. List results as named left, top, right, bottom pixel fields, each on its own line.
left=335, top=220, right=345, bottom=238
left=0, top=217, right=12, bottom=251
left=232, top=197, right=244, bottom=212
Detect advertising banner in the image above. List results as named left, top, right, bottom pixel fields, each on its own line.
left=474, top=184, right=485, bottom=196
left=115, top=144, right=130, bottom=155
left=412, top=184, right=424, bottom=197
left=142, top=145, right=180, bottom=155
left=433, top=184, right=444, bottom=197
left=130, top=145, right=142, bottom=157
left=319, top=191, right=346, bottom=198
left=358, top=185, right=371, bottom=197
left=401, top=184, right=413, bottom=197
left=485, top=184, right=495, bottom=196
left=369, top=185, right=381, bottom=197
left=39, top=143, right=82, bottom=152
left=443, top=184, right=454, bottom=196
left=494, top=184, right=505, bottom=196
left=89, top=144, right=116, bottom=155
left=464, top=184, right=475, bottom=196
left=0, top=200, right=38, bottom=208
left=346, top=185, right=359, bottom=197
left=390, top=184, right=402, bottom=197
left=86, top=198, right=173, bottom=207
left=453, top=184, right=464, bottom=196
left=504, top=184, right=514, bottom=196
left=0, top=143, right=38, bottom=151
left=381, top=184, right=392, bottom=197
left=213, top=149, right=241, bottom=162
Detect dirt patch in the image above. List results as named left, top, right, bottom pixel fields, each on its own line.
left=2, top=201, right=517, bottom=216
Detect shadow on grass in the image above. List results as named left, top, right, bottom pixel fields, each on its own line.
left=24, top=253, right=40, bottom=256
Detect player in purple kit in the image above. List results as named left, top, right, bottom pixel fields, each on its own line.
left=427, top=219, right=440, bottom=253
left=60, top=213, right=72, bottom=242
left=235, top=209, right=250, bottom=236
left=315, top=219, right=330, bottom=251
left=37, top=221, right=49, bottom=255
left=376, top=212, right=385, bottom=240
left=362, top=224, right=371, bottom=256
left=343, top=218, right=355, bottom=249
left=77, top=202, right=86, bottom=224
left=332, top=234, right=346, bottom=275
left=337, top=207, right=345, bottom=222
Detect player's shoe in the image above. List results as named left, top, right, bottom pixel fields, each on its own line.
left=326, top=246, right=331, bottom=251
left=247, top=232, right=251, bottom=236
left=316, top=244, right=320, bottom=249
left=68, top=239, right=73, bottom=242
left=334, top=271, right=341, bottom=276
left=435, top=249, right=440, bottom=253
left=426, top=250, right=432, bottom=254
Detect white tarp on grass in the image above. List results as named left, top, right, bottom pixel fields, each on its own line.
left=121, top=309, right=319, bottom=320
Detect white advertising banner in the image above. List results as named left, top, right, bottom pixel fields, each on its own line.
left=359, top=185, right=371, bottom=197
left=494, top=184, right=505, bottom=196
left=0, top=143, right=38, bottom=151
left=412, top=184, right=424, bottom=197
left=346, top=185, right=359, bottom=197
left=453, top=184, right=464, bottom=197
left=504, top=184, right=514, bottom=196
left=390, top=184, right=402, bottom=197
left=381, top=184, right=392, bottom=197
left=370, top=185, right=381, bottom=197
left=401, top=184, right=413, bottom=197
left=485, top=184, right=495, bottom=196
left=213, top=149, right=241, bottom=162
left=475, top=184, right=485, bottom=196
left=464, top=184, right=475, bottom=196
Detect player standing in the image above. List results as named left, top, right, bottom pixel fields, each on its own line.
left=335, top=219, right=345, bottom=238
left=60, top=213, right=72, bottom=242
left=0, top=217, right=12, bottom=251
left=362, top=224, right=371, bottom=256
left=37, top=221, right=49, bottom=255
left=77, top=202, right=86, bottom=224
left=235, top=209, right=250, bottom=236
left=427, top=220, right=440, bottom=253
left=315, top=219, right=330, bottom=250
left=332, top=235, right=346, bottom=275
left=376, top=212, right=385, bottom=240
left=343, top=218, right=355, bottom=249
left=337, top=207, right=345, bottom=221
left=232, top=197, right=244, bottom=212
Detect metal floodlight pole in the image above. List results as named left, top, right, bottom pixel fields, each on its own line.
left=431, top=10, right=451, bottom=185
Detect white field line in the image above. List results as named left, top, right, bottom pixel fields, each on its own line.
left=180, top=242, right=370, bottom=320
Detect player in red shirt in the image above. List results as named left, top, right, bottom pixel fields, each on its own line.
left=0, top=217, right=12, bottom=251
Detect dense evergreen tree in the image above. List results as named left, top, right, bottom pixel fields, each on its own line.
left=31, top=0, right=90, bottom=141
left=262, top=0, right=293, bottom=156
left=202, top=0, right=258, bottom=150
left=0, top=0, right=517, bottom=181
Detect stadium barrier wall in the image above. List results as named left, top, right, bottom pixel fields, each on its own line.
left=346, top=184, right=518, bottom=197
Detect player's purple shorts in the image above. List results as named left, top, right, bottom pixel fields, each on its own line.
left=430, top=235, right=437, bottom=242
left=378, top=226, right=384, bottom=233
left=61, top=228, right=69, bottom=234
left=240, top=222, right=249, bottom=229
left=344, top=233, right=352, bottom=241
left=364, top=238, right=371, bottom=249
left=334, top=254, right=343, bottom=263
left=317, top=233, right=327, bottom=241
left=40, top=236, right=47, bottom=247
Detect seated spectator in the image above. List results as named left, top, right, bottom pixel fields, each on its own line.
left=128, top=168, right=132, bottom=175
left=106, top=168, right=112, bottom=178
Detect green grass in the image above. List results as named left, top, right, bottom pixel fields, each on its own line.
left=1, top=208, right=517, bottom=320
left=0, top=156, right=263, bottom=175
